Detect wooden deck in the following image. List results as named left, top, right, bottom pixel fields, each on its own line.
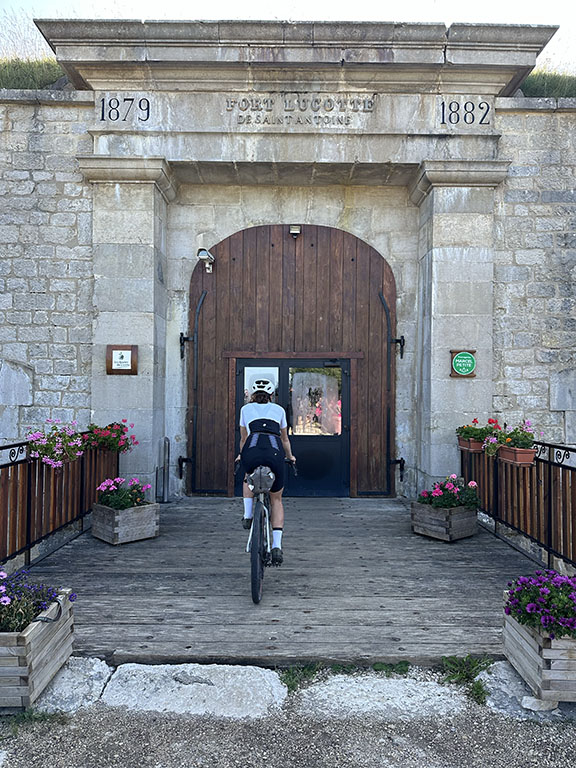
left=28, top=498, right=535, bottom=667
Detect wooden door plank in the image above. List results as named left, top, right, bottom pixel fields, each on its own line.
left=315, top=226, right=331, bottom=352
left=281, top=226, right=296, bottom=353
left=268, top=224, right=284, bottom=352
left=214, top=236, right=232, bottom=487
left=301, top=226, right=318, bottom=353
left=329, top=228, right=344, bottom=352
left=255, top=225, right=271, bottom=353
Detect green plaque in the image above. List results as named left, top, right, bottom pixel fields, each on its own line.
left=452, top=351, right=476, bottom=377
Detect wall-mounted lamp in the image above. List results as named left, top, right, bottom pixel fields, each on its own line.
left=289, top=225, right=301, bottom=239
left=197, top=247, right=215, bottom=273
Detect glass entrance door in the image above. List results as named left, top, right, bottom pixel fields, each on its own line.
left=235, top=359, right=350, bottom=496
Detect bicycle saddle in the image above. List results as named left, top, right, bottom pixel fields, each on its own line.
left=247, top=466, right=275, bottom=493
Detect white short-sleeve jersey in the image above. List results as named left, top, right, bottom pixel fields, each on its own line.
left=240, top=402, right=287, bottom=434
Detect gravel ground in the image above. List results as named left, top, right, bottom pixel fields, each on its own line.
left=1, top=666, right=575, bottom=768
left=1, top=702, right=575, bottom=768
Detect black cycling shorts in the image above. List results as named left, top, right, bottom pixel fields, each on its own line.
left=241, top=432, right=285, bottom=493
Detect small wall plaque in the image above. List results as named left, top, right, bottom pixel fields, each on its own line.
left=450, top=349, right=476, bottom=378
left=106, top=345, right=138, bottom=375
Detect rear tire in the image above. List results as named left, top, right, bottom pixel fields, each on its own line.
left=251, top=500, right=265, bottom=604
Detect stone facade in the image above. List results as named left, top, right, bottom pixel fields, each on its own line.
left=1, top=20, right=575, bottom=497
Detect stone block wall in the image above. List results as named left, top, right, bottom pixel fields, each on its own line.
left=494, top=99, right=576, bottom=443
left=0, top=91, right=94, bottom=443
left=1, top=87, right=575, bottom=495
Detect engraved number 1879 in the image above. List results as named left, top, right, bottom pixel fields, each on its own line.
left=99, top=97, right=151, bottom=122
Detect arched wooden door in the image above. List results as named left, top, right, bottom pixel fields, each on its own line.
left=186, top=225, right=397, bottom=496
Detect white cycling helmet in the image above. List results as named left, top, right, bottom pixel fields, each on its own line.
left=250, top=377, right=275, bottom=395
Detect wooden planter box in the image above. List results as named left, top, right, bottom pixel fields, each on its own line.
left=410, top=501, right=478, bottom=542
left=0, top=589, right=74, bottom=713
left=503, top=613, right=576, bottom=703
left=498, top=446, right=536, bottom=466
left=92, top=502, right=160, bottom=545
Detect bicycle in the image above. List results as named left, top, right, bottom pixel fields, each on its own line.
left=237, top=459, right=297, bottom=604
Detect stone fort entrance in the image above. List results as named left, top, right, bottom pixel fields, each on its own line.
left=3, top=19, right=566, bottom=499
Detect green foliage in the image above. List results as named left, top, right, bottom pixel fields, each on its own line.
left=468, top=679, right=489, bottom=705
left=417, top=475, right=479, bottom=509
left=278, top=663, right=323, bottom=692
left=96, top=478, right=152, bottom=510
left=455, top=419, right=495, bottom=440
left=441, top=654, right=492, bottom=705
left=8, top=710, right=69, bottom=737
left=0, top=570, right=76, bottom=634
left=441, top=654, right=492, bottom=684
left=330, top=663, right=357, bottom=674
left=372, top=661, right=411, bottom=676
left=0, top=58, right=65, bottom=90
left=505, top=571, right=576, bottom=640
left=523, top=70, right=576, bottom=98
left=85, top=421, right=138, bottom=453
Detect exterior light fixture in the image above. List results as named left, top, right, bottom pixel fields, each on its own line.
left=197, top=248, right=215, bottom=273
left=289, top=225, right=301, bottom=239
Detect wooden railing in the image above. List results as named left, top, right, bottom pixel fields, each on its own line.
left=0, top=439, right=119, bottom=564
left=461, top=441, right=576, bottom=568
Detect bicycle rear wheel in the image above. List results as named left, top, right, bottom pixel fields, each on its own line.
left=250, top=500, right=265, bottom=604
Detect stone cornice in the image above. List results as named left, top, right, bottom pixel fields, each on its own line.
left=409, top=160, right=511, bottom=206
left=77, top=156, right=179, bottom=202
left=35, top=19, right=557, bottom=96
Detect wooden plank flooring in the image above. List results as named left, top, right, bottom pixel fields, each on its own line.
left=27, top=498, right=536, bottom=667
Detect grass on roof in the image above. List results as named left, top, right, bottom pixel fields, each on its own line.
left=522, top=70, right=576, bottom=98
left=0, top=58, right=65, bottom=90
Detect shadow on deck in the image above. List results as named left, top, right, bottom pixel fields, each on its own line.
left=28, top=497, right=535, bottom=667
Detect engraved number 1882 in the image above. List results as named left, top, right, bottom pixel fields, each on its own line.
left=440, top=100, right=490, bottom=125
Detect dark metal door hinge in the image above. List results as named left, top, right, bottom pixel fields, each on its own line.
left=180, top=332, right=193, bottom=360
left=392, top=336, right=405, bottom=359
left=389, top=457, right=405, bottom=482
left=178, top=456, right=193, bottom=479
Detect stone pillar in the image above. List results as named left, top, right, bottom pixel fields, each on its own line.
left=78, top=157, right=178, bottom=490
left=409, top=160, right=509, bottom=488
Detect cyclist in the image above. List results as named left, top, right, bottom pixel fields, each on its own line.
left=237, top=378, right=295, bottom=565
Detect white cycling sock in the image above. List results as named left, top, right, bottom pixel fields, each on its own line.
left=272, top=528, right=283, bottom=549
left=243, top=498, right=253, bottom=519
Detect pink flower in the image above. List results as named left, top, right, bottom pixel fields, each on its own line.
left=431, top=489, right=443, bottom=497
left=468, top=481, right=478, bottom=488
left=0, top=596, right=11, bottom=606
left=449, top=474, right=457, bottom=480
